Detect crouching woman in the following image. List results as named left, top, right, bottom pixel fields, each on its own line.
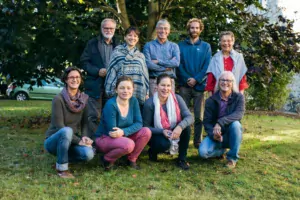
left=95, top=76, right=151, bottom=170
left=143, top=74, right=194, bottom=170
left=199, top=71, right=245, bottom=169
left=44, top=67, right=94, bottom=178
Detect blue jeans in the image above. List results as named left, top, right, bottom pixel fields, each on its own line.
left=44, top=127, right=94, bottom=171
left=199, top=121, right=242, bottom=163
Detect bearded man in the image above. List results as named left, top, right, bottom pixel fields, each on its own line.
left=177, top=18, right=212, bottom=148
left=80, top=18, right=120, bottom=134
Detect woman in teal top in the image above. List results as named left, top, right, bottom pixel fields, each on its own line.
left=95, top=76, right=151, bottom=170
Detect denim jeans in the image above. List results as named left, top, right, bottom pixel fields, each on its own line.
left=44, top=127, right=94, bottom=171
left=199, top=121, right=242, bottom=162
left=179, top=87, right=204, bottom=146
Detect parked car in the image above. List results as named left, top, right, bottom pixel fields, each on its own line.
left=6, top=78, right=64, bottom=101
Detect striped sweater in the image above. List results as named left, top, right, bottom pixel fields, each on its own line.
left=105, top=44, right=149, bottom=105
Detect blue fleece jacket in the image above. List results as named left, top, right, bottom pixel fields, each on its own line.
left=177, top=38, right=211, bottom=91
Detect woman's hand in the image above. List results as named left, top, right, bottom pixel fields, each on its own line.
left=79, top=136, right=93, bottom=147
left=163, top=130, right=171, bottom=139
left=171, top=126, right=182, bottom=140
left=109, top=127, right=124, bottom=138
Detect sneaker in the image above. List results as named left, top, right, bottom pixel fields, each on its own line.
left=127, top=160, right=141, bottom=170
left=225, top=160, right=236, bottom=169
left=57, top=170, right=75, bottom=179
left=177, top=160, right=190, bottom=170
left=194, top=142, right=200, bottom=149
left=100, top=156, right=114, bottom=171
left=148, top=149, right=158, bottom=162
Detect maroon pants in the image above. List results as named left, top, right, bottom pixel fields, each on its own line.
left=95, top=127, right=151, bottom=163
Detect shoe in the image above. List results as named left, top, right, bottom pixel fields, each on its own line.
left=100, top=156, right=114, bottom=171
left=194, top=142, right=200, bottom=149
left=216, top=153, right=226, bottom=160
left=177, top=160, right=190, bottom=170
left=127, top=160, right=141, bottom=170
left=148, top=149, right=158, bottom=162
left=225, top=160, right=236, bottom=169
left=57, top=170, right=75, bottom=179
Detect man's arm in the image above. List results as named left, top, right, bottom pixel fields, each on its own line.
left=203, top=98, right=217, bottom=140
left=157, top=43, right=180, bottom=68
left=143, top=43, right=166, bottom=72
left=194, top=44, right=212, bottom=83
left=217, top=94, right=245, bottom=126
left=178, top=48, right=192, bottom=84
left=80, top=41, right=100, bottom=76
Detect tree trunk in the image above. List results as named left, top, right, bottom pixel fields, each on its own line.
left=147, top=0, right=159, bottom=40
left=116, top=0, right=131, bottom=30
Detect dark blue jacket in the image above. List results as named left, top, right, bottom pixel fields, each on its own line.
left=203, top=92, right=245, bottom=140
left=80, top=35, right=119, bottom=99
left=177, top=38, right=211, bottom=91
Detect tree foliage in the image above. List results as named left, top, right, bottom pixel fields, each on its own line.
left=0, top=0, right=299, bottom=110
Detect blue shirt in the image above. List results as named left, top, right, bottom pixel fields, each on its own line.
left=143, top=39, right=180, bottom=78
left=95, top=96, right=143, bottom=137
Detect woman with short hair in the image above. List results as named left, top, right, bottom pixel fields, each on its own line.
left=44, top=67, right=94, bottom=178
left=105, top=26, right=149, bottom=108
left=205, top=31, right=248, bottom=95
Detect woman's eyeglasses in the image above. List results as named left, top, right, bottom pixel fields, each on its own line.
left=67, top=76, right=81, bottom=80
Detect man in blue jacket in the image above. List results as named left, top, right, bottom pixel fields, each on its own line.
left=178, top=18, right=211, bottom=148
left=80, top=18, right=120, bottom=134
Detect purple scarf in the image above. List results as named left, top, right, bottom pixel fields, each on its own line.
left=61, top=87, right=89, bottom=113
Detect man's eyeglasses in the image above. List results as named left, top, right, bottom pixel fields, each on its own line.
left=68, top=76, right=81, bottom=80
left=220, top=79, right=233, bottom=83
left=157, top=27, right=169, bottom=31
left=102, top=27, right=115, bottom=31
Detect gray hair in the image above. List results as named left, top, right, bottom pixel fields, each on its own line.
left=214, top=71, right=239, bottom=93
left=156, top=19, right=171, bottom=29
left=101, top=18, right=117, bottom=29
left=219, top=31, right=235, bottom=43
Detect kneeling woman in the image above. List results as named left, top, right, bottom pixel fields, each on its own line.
left=143, top=74, right=194, bottom=170
left=95, top=76, right=151, bottom=170
left=44, top=67, right=94, bottom=178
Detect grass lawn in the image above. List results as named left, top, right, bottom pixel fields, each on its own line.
left=0, top=100, right=299, bottom=199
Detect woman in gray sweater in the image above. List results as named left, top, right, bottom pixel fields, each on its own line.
left=44, top=67, right=94, bottom=178
left=143, top=74, right=194, bottom=170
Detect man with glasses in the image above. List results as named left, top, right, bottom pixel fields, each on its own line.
left=178, top=18, right=212, bottom=148
left=80, top=18, right=120, bottom=134
left=143, top=19, right=180, bottom=96
left=199, top=71, right=245, bottom=169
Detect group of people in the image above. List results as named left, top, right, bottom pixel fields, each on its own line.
left=44, top=18, right=247, bottom=178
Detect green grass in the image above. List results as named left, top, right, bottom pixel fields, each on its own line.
left=0, top=100, right=299, bottom=199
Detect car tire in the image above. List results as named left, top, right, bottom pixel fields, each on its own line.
left=15, top=92, right=28, bottom=101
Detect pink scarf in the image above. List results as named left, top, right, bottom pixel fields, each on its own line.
left=159, top=92, right=182, bottom=130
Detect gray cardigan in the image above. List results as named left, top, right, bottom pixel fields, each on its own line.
left=142, top=94, right=194, bottom=135
left=45, top=94, right=89, bottom=144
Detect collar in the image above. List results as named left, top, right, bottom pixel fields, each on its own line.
left=155, top=38, right=169, bottom=45
left=185, top=37, right=201, bottom=45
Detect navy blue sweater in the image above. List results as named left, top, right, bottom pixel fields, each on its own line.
left=177, top=38, right=211, bottom=91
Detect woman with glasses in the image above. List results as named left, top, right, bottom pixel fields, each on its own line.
left=105, top=26, right=149, bottom=109
left=205, top=31, right=248, bottom=95
left=44, top=67, right=94, bottom=178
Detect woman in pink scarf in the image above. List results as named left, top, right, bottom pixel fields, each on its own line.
left=143, top=74, right=194, bottom=170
